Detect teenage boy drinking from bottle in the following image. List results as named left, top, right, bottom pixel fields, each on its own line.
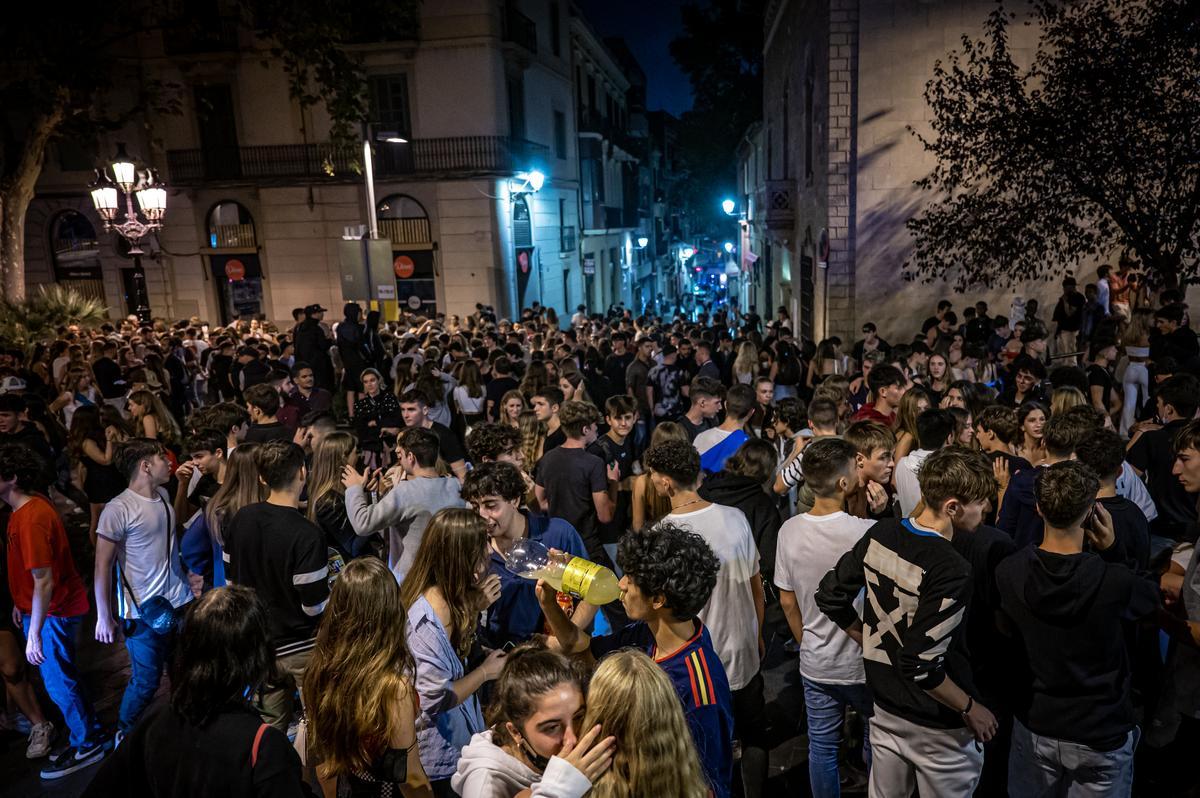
left=462, top=462, right=597, bottom=646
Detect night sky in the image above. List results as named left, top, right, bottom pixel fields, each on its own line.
left=577, top=0, right=694, bottom=116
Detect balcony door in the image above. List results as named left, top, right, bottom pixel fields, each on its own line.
left=194, top=84, right=241, bottom=179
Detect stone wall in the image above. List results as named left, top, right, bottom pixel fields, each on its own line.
left=853, top=0, right=1088, bottom=342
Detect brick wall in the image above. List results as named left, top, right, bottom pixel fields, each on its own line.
left=825, top=0, right=859, bottom=344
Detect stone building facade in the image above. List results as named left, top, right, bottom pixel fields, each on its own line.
left=22, top=0, right=664, bottom=326
left=741, top=0, right=1122, bottom=344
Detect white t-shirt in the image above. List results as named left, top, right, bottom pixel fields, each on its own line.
left=453, top=386, right=486, bottom=416
left=51, top=356, right=73, bottom=386
left=774, top=511, right=872, bottom=684
left=97, top=487, right=192, bottom=619
left=895, top=448, right=933, bottom=517
left=665, top=503, right=760, bottom=690
left=693, top=427, right=733, bottom=455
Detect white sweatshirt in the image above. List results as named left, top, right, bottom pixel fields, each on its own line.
left=450, top=731, right=592, bottom=798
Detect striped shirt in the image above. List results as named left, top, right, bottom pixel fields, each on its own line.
left=224, top=502, right=329, bottom=657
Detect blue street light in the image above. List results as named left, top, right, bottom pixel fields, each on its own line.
left=721, top=198, right=736, bottom=215
left=723, top=242, right=734, bottom=254
left=516, top=169, right=546, bottom=193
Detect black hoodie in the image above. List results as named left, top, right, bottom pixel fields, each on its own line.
left=996, top=546, right=1159, bottom=749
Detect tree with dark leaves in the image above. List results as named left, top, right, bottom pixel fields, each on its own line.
left=905, top=0, right=1200, bottom=291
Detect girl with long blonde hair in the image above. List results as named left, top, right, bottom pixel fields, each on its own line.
left=400, top=509, right=506, bottom=792
left=631, top=422, right=689, bottom=531
left=1050, top=386, right=1087, bottom=419
left=500, top=390, right=526, bottom=430
left=582, top=650, right=710, bottom=798
left=732, top=341, right=758, bottom=385
left=127, top=388, right=181, bottom=446
left=518, top=410, right=546, bottom=474
left=1120, top=307, right=1154, bottom=434
left=307, top=432, right=370, bottom=560
left=306, top=557, right=433, bottom=797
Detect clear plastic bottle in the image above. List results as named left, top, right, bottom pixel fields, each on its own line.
left=502, top=538, right=621, bottom=605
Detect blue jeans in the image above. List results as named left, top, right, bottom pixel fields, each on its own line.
left=802, top=677, right=874, bottom=798
left=1009, top=718, right=1137, bottom=797
left=119, top=616, right=177, bottom=733
left=22, top=614, right=97, bottom=747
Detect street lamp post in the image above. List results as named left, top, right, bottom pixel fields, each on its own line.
left=89, top=143, right=166, bottom=324
left=359, top=123, right=409, bottom=306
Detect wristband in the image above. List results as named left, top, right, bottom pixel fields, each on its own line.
left=960, top=696, right=974, bottom=716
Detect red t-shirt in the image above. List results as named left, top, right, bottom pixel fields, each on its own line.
left=6, top=495, right=90, bottom=617
left=851, top=403, right=896, bottom=428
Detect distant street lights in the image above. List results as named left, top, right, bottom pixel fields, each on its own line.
left=88, top=143, right=166, bottom=323
left=723, top=241, right=735, bottom=254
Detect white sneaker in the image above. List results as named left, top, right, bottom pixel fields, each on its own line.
left=26, top=722, right=54, bottom=759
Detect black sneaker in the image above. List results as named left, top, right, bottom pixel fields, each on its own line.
left=39, top=738, right=108, bottom=779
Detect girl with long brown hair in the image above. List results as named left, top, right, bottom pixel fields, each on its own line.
left=400, top=509, right=506, bottom=795
left=204, top=444, right=265, bottom=585
left=452, top=643, right=613, bottom=798
left=631, top=422, right=689, bottom=531
left=892, top=386, right=932, bottom=462
left=452, top=360, right=487, bottom=429
left=306, top=557, right=433, bottom=798
left=519, top=361, right=549, bottom=402
left=582, top=650, right=710, bottom=798
left=127, top=388, right=182, bottom=447
left=68, top=404, right=126, bottom=544
left=306, top=431, right=371, bottom=560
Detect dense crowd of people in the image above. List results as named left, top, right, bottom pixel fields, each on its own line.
left=0, top=266, right=1198, bottom=796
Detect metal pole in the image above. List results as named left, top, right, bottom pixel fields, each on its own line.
left=362, top=124, right=377, bottom=305
left=131, top=253, right=151, bottom=324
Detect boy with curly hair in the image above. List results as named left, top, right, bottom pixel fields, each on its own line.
left=538, top=521, right=734, bottom=798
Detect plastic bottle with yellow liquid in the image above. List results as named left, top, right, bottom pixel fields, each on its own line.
left=503, top=538, right=621, bottom=605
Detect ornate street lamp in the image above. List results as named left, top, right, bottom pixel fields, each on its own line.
left=88, top=143, right=165, bottom=323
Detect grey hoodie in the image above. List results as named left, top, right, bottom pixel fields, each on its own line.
left=345, top=476, right=465, bottom=583
left=450, top=731, right=592, bottom=798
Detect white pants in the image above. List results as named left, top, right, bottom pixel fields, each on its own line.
left=1121, top=362, right=1149, bottom=436
left=867, top=704, right=984, bottom=798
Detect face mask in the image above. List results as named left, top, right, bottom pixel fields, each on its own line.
left=518, top=736, right=552, bottom=772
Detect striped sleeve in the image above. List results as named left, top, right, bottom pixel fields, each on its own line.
left=684, top=648, right=719, bottom=708
left=292, top=530, right=330, bottom=618
left=780, top=451, right=805, bottom=489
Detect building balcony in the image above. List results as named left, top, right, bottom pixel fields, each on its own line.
left=502, top=4, right=538, bottom=53
left=166, top=137, right=550, bottom=185
left=581, top=203, right=637, bottom=234
left=577, top=110, right=640, bottom=157
left=379, top=217, right=433, bottom=246
left=764, top=179, right=795, bottom=231
left=208, top=223, right=256, bottom=249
